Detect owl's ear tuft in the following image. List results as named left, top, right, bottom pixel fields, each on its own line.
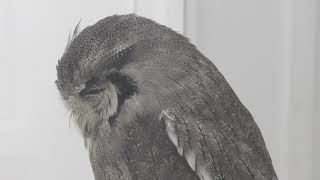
left=65, top=19, right=82, bottom=52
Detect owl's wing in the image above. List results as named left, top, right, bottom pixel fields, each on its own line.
left=160, top=105, right=277, bottom=180
left=122, top=37, right=277, bottom=179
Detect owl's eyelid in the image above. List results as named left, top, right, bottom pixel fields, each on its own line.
left=86, top=88, right=105, bottom=94
left=79, top=87, right=105, bottom=96
left=73, top=84, right=86, bottom=94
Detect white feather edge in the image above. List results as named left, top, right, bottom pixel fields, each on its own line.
left=161, top=110, right=212, bottom=180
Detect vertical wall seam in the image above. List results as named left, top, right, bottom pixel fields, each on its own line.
left=312, top=1, right=320, bottom=179
left=182, top=0, right=186, bottom=35
left=280, top=0, right=292, bottom=179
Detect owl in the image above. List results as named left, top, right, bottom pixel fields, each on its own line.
left=56, top=14, right=277, bottom=180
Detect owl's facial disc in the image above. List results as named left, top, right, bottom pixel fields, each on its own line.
left=66, top=76, right=119, bottom=139
left=64, top=71, right=138, bottom=140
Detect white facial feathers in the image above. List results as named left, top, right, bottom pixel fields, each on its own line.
left=67, top=82, right=118, bottom=140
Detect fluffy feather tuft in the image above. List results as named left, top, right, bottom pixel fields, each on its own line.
left=65, top=19, right=82, bottom=52
left=67, top=82, right=118, bottom=142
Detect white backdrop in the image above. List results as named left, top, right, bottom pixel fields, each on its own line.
left=0, top=0, right=318, bottom=180
left=0, top=1, right=134, bottom=179
left=184, top=1, right=319, bottom=180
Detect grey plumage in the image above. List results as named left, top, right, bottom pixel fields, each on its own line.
left=56, top=14, right=278, bottom=180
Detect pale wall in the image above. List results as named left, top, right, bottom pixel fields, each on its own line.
left=0, top=0, right=318, bottom=180
left=0, top=0, right=134, bottom=179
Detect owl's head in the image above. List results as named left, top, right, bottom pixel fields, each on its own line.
left=55, top=14, right=140, bottom=139
left=56, top=14, right=189, bottom=141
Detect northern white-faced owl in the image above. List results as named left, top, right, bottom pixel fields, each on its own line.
left=56, top=14, right=278, bottom=180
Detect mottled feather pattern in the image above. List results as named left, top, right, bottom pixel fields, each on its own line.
left=56, top=14, right=277, bottom=180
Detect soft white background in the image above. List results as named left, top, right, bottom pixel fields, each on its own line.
left=0, top=0, right=318, bottom=179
